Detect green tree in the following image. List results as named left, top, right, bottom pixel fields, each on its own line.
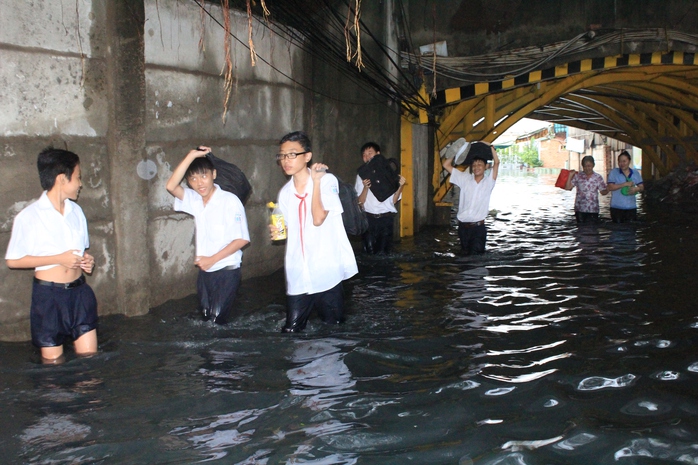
left=498, top=146, right=517, bottom=164
left=518, top=140, right=543, bottom=167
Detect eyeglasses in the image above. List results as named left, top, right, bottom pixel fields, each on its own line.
left=276, top=151, right=309, bottom=163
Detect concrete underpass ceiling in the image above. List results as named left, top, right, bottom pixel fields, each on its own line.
left=208, top=1, right=698, bottom=171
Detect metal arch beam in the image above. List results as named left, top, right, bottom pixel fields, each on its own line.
left=431, top=64, right=698, bottom=202
left=529, top=112, right=626, bottom=136
left=436, top=97, right=484, bottom=148
left=460, top=73, right=595, bottom=143
left=604, top=96, right=697, bottom=162
left=565, top=94, right=668, bottom=175
left=589, top=94, right=683, bottom=166
left=433, top=74, right=594, bottom=202
left=559, top=83, right=698, bottom=162
left=648, top=76, right=698, bottom=104
left=473, top=67, right=672, bottom=142
left=557, top=95, right=629, bottom=133
left=619, top=82, right=698, bottom=139
left=594, top=82, right=698, bottom=112
left=622, top=81, right=698, bottom=110
left=572, top=80, right=698, bottom=162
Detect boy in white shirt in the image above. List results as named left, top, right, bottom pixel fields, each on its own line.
left=442, top=141, right=500, bottom=255
left=355, top=142, right=406, bottom=254
left=272, top=131, right=358, bottom=332
left=166, top=146, right=250, bottom=324
left=6, top=147, right=98, bottom=363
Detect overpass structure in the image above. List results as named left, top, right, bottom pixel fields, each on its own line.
left=401, top=29, right=698, bottom=204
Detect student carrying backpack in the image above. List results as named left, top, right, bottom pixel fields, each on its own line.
left=355, top=142, right=406, bottom=254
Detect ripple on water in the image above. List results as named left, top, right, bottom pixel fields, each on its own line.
left=614, top=438, right=698, bottom=462
left=652, top=370, right=680, bottom=381
left=577, top=374, right=637, bottom=391
left=552, top=432, right=598, bottom=451
left=485, top=386, right=516, bottom=396
left=620, top=399, right=672, bottom=416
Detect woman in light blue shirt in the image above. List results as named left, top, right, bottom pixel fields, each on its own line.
left=607, top=151, right=644, bottom=223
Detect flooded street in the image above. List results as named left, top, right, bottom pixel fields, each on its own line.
left=2, top=170, right=698, bottom=464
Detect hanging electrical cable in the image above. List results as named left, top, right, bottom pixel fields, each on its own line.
left=401, top=28, right=698, bottom=85
left=194, top=0, right=430, bottom=115
left=192, top=0, right=404, bottom=112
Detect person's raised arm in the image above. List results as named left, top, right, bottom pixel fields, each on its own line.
left=491, top=147, right=500, bottom=181
left=357, top=177, right=370, bottom=208
left=310, top=163, right=329, bottom=226
left=166, top=146, right=211, bottom=200
left=442, top=156, right=454, bottom=174
left=392, top=175, right=407, bottom=204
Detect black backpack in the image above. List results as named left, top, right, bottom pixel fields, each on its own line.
left=336, top=175, right=368, bottom=236
left=357, top=154, right=400, bottom=202
left=207, top=152, right=252, bottom=204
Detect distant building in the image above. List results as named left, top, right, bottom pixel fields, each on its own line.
left=509, top=123, right=637, bottom=177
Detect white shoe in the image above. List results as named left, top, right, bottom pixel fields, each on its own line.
left=440, top=138, right=471, bottom=165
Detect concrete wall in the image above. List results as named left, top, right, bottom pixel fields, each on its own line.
left=408, top=0, right=698, bottom=56
left=0, top=0, right=400, bottom=341
left=0, top=1, right=114, bottom=340
left=144, top=1, right=310, bottom=306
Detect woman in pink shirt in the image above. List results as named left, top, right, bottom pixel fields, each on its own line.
left=565, top=156, right=609, bottom=223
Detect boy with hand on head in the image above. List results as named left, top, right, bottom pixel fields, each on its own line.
left=166, top=146, right=250, bottom=325
left=355, top=142, right=406, bottom=254
left=272, top=131, right=358, bottom=333
left=442, top=141, right=500, bottom=255
left=5, top=147, right=98, bottom=363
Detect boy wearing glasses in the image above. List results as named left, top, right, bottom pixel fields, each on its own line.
left=166, top=146, right=250, bottom=324
left=272, top=131, right=358, bottom=332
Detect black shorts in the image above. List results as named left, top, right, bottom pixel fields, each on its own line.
left=282, top=282, right=344, bottom=332
left=30, top=275, right=98, bottom=348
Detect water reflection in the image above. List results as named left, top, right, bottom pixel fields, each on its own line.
left=3, top=171, right=698, bottom=464
left=287, top=338, right=357, bottom=411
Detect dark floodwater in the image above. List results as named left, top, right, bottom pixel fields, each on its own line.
left=2, top=170, right=698, bottom=464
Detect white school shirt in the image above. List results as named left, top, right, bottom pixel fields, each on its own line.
left=278, top=171, right=358, bottom=296
left=174, top=184, right=250, bottom=272
left=450, top=168, right=496, bottom=223
left=354, top=174, right=401, bottom=214
left=5, top=191, right=89, bottom=271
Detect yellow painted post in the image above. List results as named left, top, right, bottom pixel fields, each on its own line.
left=400, top=117, right=415, bottom=237
left=418, top=84, right=429, bottom=125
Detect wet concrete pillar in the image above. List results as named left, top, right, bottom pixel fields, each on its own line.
left=105, top=1, right=150, bottom=316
